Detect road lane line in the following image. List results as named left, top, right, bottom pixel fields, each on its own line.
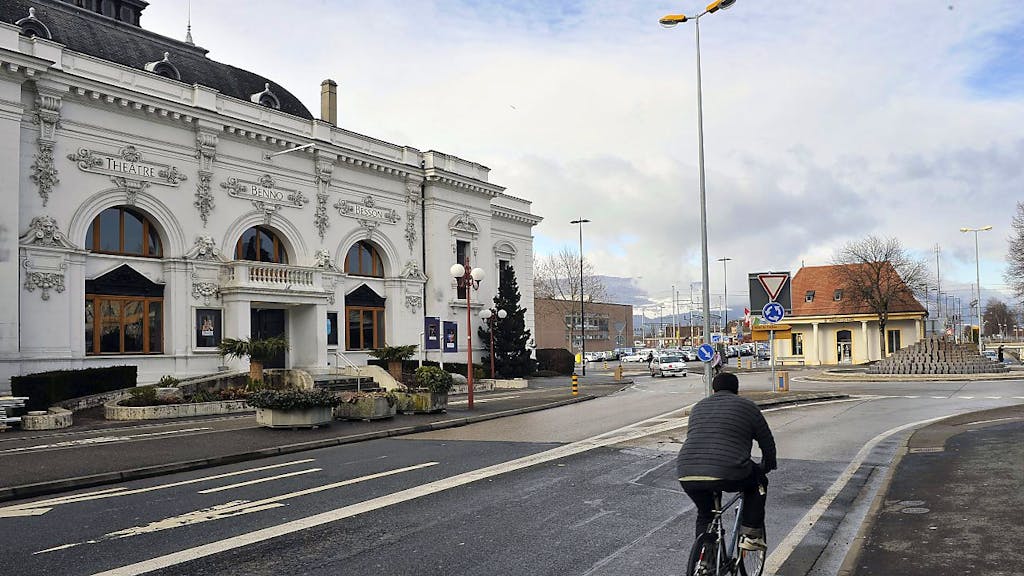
left=958, top=396, right=975, bottom=399
left=39, top=462, right=439, bottom=555
left=763, top=413, right=951, bottom=573
left=89, top=398, right=863, bottom=576
left=448, top=394, right=521, bottom=406
left=0, top=428, right=213, bottom=454
left=197, top=469, right=323, bottom=494
left=0, top=459, right=316, bottom=517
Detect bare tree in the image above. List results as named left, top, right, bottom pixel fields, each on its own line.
left=982, top=298, right=1015, bottom=337
left=1005, top=201, right=1024, bottom=302
left=831, top=235, right=930, bottom=359
left=533, top=247, right=607, bottom=346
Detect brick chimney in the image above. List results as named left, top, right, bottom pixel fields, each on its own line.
left=320, top=79, right=338, bottom=126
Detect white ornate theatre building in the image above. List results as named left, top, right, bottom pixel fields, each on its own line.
left=0, top=1, right=540, bottom=392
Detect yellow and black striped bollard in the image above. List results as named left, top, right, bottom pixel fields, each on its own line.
left=572, top=374, right=579, bottom=396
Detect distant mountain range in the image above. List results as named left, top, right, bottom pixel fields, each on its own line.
left=594, top=275, right=746, bottom=327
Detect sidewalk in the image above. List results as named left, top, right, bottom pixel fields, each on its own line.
left=842, top=403, right=1024, bottom=576
left=0, top=376, right=844, bottom=504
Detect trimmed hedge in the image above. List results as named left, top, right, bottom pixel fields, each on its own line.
left=12, top=365, right=138, bottom=411
left=535, top=348, right=575, bottom=376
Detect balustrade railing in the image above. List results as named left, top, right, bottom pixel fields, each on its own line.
left=222, top=261, right=321, bottom=291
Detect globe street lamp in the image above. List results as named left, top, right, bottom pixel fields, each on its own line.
left=960, top=225, right=992, bottom=349
left=451, top=259, right=485, bottom=409
left=479, top=307, right=508, bottom=379
left=570, top=218, right=590, bottom=375
left=660, top=0, right=737, bottom=396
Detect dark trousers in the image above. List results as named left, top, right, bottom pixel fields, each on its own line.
left=680, top=468, right=767, bottom=536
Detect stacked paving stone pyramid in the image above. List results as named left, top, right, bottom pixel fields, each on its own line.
left=868, top=336, right=1009, bottom=375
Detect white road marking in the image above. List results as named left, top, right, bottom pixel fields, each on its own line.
left=198, top=469, right=322, bottom=494
left=38, top=462, right=439, bottom=555
left=0, top=428, right=212, bottom=454
left=90, top=398, right=865, bottom=576
left=958, top=396, right=975, bottom=399
left=932, top=396, right=947, bottom=399
left=448, top=394, right=521, bottom=406
left=763, top=414, right=951, bottom=573
left=985, top=396, right=1003, bottom=399
left=0, top=459, right=316, bottom=518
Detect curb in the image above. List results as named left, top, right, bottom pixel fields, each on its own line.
left=0, top=394, right=601, bottom=503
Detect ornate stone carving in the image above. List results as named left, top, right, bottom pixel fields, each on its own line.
left=195, top=171, right=214, bottom=226
left=30, top=142, right=59, bottom=206
left=19, top=215, right=76, bottom=249
left=33, top=93, right=61, bottom=142
left=158, top=165, right=187, bottom=185
left=111, top=177, right=151, bottom=206
left=186, top=236, right=223, bottom=261
left=195, top=132, right=218, bottom=171
left=24, top=271, right=65, bottom=301
left=450, top=211, right=480, bottom=235
left=400, top=259, right=427, bottom=281
left=221, top=176, right=309, bottom=222
left=405, top=294, right=423, bottom=313
left=314, top=193, right=329, bottom=240
left=191, top=273, right=220, bottom=305
left=404, top=176, right=422, bottom=253
left=67, top=148, right=103, bottom=170
left=314, top=248, right=337, bottom=270
left=334, top=195, right=400, bottom=235
left=69, top=145, right=187, bottom=187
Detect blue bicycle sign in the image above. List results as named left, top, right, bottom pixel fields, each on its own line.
left=762, top=302, right=785, bottom=323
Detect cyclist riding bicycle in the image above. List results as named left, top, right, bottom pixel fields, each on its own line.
left=677, top=372, right=777, bottom=551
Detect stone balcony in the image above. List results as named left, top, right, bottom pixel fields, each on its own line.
left=220, top=261, right=335, bottom=299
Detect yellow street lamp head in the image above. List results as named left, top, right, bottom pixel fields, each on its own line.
left=981, top=225, right=993, bottom=231
left=960, top=227, right=970, bottom=232
left=707, top=0, right=737, bottom=14
left=659, top=13, right=689, bottom=27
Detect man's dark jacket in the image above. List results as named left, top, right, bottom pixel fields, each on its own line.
left=677, top=390, right=777, bottom=481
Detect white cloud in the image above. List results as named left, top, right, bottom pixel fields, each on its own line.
left=143, top=0, right=1024, bottom=308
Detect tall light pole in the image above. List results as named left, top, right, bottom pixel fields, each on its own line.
left=479, top=307, right=507, bottom=379
left=571, top=218, right=590, bottom=375
left=960, top=225, right=992, bottom=349
left=718, top=257, right=732, bottom=342
left=661, top=0, right=736, bottom=396
left=450, top=259, right=484, bottom=409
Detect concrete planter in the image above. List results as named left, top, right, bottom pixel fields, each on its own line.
left=334, top=395, right=397, bottom=421
left=256, top=406, right=334, bottom=428
left=105, top=399, right=252, bottom=420
left=394, top=390, right=448, bottom=414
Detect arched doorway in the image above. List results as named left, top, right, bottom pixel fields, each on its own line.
left=836, top=330, right=853, bottom=364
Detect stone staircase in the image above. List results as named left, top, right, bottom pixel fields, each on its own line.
left=868, top=337, right=1009, bottom=375
left=311, top=372, right=377, bottom=392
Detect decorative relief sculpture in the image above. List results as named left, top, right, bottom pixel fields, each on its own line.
left=191, top=273, right=220, bottom=306
left=314, top=248, right=337, bottom=270
left=19, top=215, right=76, bottom=249
left=31, top=93, right=62, bottom=206
left=195, top=172, right=214, bottom=226
left=24, top=271, right=65, bottom=301
left=68, top=145, right=187, bottom=189
left=404, top=177, right=422, bottom=252
left=450, top=211, right=480, bottom=235
left=400, top=259, right=427, bottom=281
left=221, top=175, right=309, bottom=225
left=30, top=142, right=59, bottom=206
left=314, top=193, right=329, bottom=240
left=334, top=195, right=400, bottom=235
left=405, top=294, right=423, bottom=313
left=186, top=236, right=223, bottom=261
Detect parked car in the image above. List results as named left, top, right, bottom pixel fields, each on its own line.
left=679, top=347, right=698, bottom=361
left=651, top=355, right=688, bottom=377
left=621, top=352, right=646, bottom=362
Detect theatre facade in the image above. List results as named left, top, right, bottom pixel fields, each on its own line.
left=0, top=1, right=540, bottom=392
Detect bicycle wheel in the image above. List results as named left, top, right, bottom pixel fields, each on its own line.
left=737, top=529, right=766, bottom=576
left=686, top=532, right=722, bottom=576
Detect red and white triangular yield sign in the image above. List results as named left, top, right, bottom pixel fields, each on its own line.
left=757, top=273, right=789, bottom=302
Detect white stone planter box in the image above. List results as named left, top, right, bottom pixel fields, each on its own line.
left=334, top=395, right=397, bottom=420
left=394, top=391, right=448, bottom=413
left=105, top=399, right=252, bottom=420
left=21, top=407, right=73, bottom=430
left=256, top=406, right=334, bottom=428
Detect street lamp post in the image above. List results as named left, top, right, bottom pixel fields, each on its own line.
left=960, top=225, right=992, bottom=349
left=479, top=307, right=507, bottom=379
left=661, top=0, right=736, bottom=396
left=570, top=218, right=590, bottom=375
left=718, top=257, right=732, bottom=343
left=450, top=258, right=485, bottom=409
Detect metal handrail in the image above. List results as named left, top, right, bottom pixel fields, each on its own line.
left=333, top=350, right=366, bottom=391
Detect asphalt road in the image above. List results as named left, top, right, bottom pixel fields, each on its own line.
left=1, top=373, right=1022, bottom=576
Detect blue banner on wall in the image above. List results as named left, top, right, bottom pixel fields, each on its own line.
left=425, top=317, right=441, bottom=350
left=443, top=321, right=458, bottom=353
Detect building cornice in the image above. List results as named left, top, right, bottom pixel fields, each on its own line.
left=425, top=168, right=504, bottom=198
left=492, top=205, right=543, bottom=226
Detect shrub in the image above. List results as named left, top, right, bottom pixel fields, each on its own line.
left=12, top=365, right=137, bottom=410
left=536, top=348, right=574, bottom=375
left=414, top=366, right=454, bottom=394
left=158, top=375, right=180, bottom=387
left=337, top=390, right=397, bottom=407
left=247, top=388, right=342, bottom=410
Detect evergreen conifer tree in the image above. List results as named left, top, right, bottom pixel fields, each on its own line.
left=478, top=265, right=533, bottom=377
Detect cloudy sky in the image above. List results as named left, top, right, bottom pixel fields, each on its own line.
left=145, top=0, right=1023, bottom=317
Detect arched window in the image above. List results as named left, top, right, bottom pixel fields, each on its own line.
left=85, top=207, right=163, bottom=258
left=235, top=226, right=289, bottom=264
left=344, top=241, right=384, bottom=277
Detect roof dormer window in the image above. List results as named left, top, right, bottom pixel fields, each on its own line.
left=16, top=8, right=53, bottom=40
left=834, top=289, right=843, bottom=301
left=144, top=52, right=181, bottom=81
left=805, top=290, right=815, bottom=302
left=251, top=83, right=281, bottom=110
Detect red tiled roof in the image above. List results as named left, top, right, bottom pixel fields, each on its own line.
left=791, top=263, right=926, bottom=317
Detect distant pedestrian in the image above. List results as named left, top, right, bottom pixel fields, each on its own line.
left=647, top=352, right=654, bottom=369
left=998, top=345, right=1004, bottom=363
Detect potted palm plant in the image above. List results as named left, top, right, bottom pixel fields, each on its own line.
left=248, top=388, right=343, bottom=428
left=218, top=336, right=289, bottom=384
left=394, top=366, right=453, bottom=414
left=367, top=344, right=418, bottom=383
